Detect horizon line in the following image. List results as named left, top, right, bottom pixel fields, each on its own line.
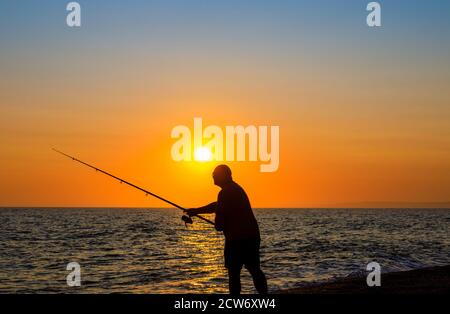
left=1, top=204, right=449, bottom=209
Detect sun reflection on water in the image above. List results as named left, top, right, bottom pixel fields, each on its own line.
left=172, top=215, right=227, bottom=293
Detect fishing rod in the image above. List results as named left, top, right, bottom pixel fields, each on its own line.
left=52, top=148, right=215, bottom=227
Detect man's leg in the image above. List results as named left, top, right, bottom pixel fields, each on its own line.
left=245, top=239, right=268, bottom=294
left=228, top=266, right=242, bottom=295
left=247, top=266, right=268, bottom=294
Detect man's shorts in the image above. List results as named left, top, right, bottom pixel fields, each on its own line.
left=224, top=238, right=261, bottom=270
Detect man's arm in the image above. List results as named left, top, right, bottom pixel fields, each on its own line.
left=186, top=202, right=217, bottom=216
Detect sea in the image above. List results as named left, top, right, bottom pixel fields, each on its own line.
left=0, top=208, right=448, bottom=293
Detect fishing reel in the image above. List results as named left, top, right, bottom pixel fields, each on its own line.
left=181, top=215, right=193, bottom=227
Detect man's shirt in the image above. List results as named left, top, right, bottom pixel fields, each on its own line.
left=215, top=181, right=260, bottom=242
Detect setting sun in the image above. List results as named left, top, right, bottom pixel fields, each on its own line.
left=194, top=147, right=213, bottom=162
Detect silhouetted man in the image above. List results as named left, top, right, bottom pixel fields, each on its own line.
left=186, top=165, right=268, bottom=294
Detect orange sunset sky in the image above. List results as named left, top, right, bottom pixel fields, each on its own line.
left=1, top=1, right=449, bottom=208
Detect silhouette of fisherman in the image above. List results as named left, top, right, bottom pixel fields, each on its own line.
left=186, top=165, right=268, bottom=294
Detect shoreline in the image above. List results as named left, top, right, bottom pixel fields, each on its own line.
left=276, top=265, right=450, bottom=294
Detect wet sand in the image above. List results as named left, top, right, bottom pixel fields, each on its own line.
left=277, top=265, right=450, bottom=294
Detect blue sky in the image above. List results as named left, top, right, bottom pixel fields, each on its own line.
left=0, top=1, right=449, bottom=206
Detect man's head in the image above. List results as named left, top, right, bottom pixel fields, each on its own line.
left=212, top=165, right=232, bottom=187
